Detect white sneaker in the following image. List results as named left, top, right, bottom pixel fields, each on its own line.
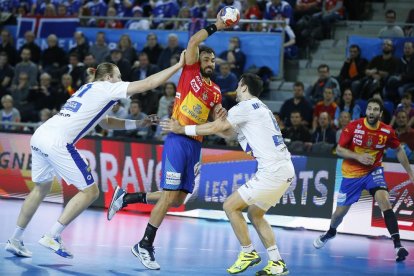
left=5, top=239, right=32, bottom=257
left=131, top=243, right=160, bottom=270
left=38, top=235, right=73, bottom=259
left=313, top=232, right=336, bottom=249
left=395, top=247, right=409, bottom=262
left=107, top=186, right=126, bottom=221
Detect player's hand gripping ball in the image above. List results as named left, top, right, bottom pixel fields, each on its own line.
left=219, top=6, right=240, bottom=27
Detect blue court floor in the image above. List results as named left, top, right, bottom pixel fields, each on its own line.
left=0, top=198, right=413, bottom=276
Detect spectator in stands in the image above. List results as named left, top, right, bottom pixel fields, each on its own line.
left=125, top=6, right=150, bottom=30
left=390, top=92, right=414, bottom=127
left=282, top=110, right=312, bottom=143
left=18, top=31, right=41, bottom=64
left=57, top=3, right=69, bottom=16
left=83, top=0, right=108, bottom=17
left=0, top=29, right=17, bottom=66
left=61, top=53, right=85, bottom=88
left=83, top=53, right=97, bottom=79
left=386, top=41, right=414, bottom=102
left=265, top=0, right=293, bottom=25
left=357, top=39, right=398, bottom=100
left=338, top=44, right=368, bottom=92
left=54, top=73, right=73, bottom=111
left=294, top=0, right=321, bottom=22
left=311, top=111, right=336, bottom=144
left=311, top=0, right=344, bottom=39
left=106, top=100, right=129, bottom=137
left=243, top=0, right=263, bottom=32
left=43, top=3, right=57, bottom=16
left=157, top=82, right=176, bottom=119
left=217, top=37, right=246, bottom=78
left=312, top=85, right=337, bottom=132
left=157, top=33, right=184, bottom=70
left=98, top=6, right=123, bottom=29
left=167, top=54, right=182, bottom=85
left=0, top=52, right=14, bottom=94
left=270, top=20, right=297, bottom=59
left=213, top=62, right=238, bottom=109
left=371, top=91, right=392, bottom=124
left=280, top=81, right=313, bottom=127
left=403, top=8, right=414, bottom=37
left=36, top=108, right=52, bottom=128
left=142, top=33, right=164, bottom=66
left=124, top=100, right=151, bottom=139
left=10, top=72, right=30, bottom=120
left=378, top=9, right=404, bottom=38
left=89, top=32, right=110, bottom=64
left=118, top=34, right=137, bottom=64
left=335, top=110, right=351, bottom=144
left=130, top=88, right=159, bottom=116
left=65, top=0, right=82, bottom=16
left=41, top=34, right=67, bottom=82
left=69, top=31, right=90, bottom=62
left=152, top=0, right=180, bottom=29
left=12, top=48, right=38, bottom=88
left=130, top=52, right=160, bottom=81
left=334, top=88, right=361, bottom=127
left=394, top=110, right=414, bottom=151
left=307, top=64, right=340, bottom=104
left=154, top=101, right=174, bottom=141
left=172, top=6, right=191, bottom=31
left=0, top=94, right=21, bottom=130
left=26, top=73, right=57, bottom=120
left=106, top=48, right=131, bottom=82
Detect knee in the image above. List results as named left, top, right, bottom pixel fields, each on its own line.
left=223, top=200, right=232, bottom=214
left=247, top=211, right=259, bottom=226
left=85, top=184, right=100, bottom=201
left=171, top=197, right=185, bottom=208
left=34, top=182, right=52, bottom=197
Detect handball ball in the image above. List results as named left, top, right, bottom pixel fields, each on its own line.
left=220, top=6, right=240, bottom=27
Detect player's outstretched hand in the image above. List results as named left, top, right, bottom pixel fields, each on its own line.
left=357, top=153, right=375, bottom=166
left=178, top=50, right=186, bottom=67
left=140, top=114, right=160, bottom=127
left=215, top=13, right=228, bottom=30
left=160, top=118, right=184, bottom=134
left=214, top=105, right=228, bottom=120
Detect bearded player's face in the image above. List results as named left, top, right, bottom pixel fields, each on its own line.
left=199, top=52, right=215, bottom=78
left=366, top=103, right=382, bottom=125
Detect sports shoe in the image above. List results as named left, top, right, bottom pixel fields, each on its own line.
left=227, top=250, right=261, bottom=274
left=38, top=235, right=73, bottom=259
left=256, top=260, right=289, bottom=276
left=313, top=232, right=336, bottom=249
left=107, top=186, right=126, bottom=220
left=395, top=247, right=409, bottom=262
left=131, top=243, right=160, bottom=270
left=5, top=239, right=32, bottom=257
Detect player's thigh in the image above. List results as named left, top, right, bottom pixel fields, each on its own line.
left=48, top=144, right=95, bottom=190
left=337, top=176, right=367, bottom=206
left=31, top=146, right=55, bottom=184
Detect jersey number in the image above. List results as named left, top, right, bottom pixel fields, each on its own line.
left=74, top=83, right=93, bottom=98
left=378, top=134, right=387, bottom=145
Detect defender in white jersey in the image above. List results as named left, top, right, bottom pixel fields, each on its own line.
left=161, top=73, right=295, bottom=276
left=5, top=54, right=185, bottom=259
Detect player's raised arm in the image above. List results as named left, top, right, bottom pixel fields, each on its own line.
left=185, top=13, right=227, bottom=65
left=126, top=51, right=185, bottom=96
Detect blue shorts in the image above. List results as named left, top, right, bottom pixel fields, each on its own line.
left=337, top=167, right=388, bottom=206
left=160, top=133, right=201, bottom=193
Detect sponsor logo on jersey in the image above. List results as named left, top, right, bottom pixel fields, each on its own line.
left=375, top=144, right=385, bottom=149
left=62, top=101, right=82, bottom=112
left=202, top=91, right=208, bottom=101
left=366, top=136, right=373, bottom=147
left=210, top=102, right=214, bottom=107
left=357, top=124, right=362, bottom=129
left=57, top=112, right=71, bottom=117
left=354, top=129, right=365, bottom=135
left=190, top=79, right=200, bottom=93
left=165, top=171, right=181, bottom=185
left=380, top=128, right=390, bottom=134
left=353, top=137, right=362, bottom=145
left=193, top=104, right=202, bottom=115
left=195, top=75, right=203, bottom=86
left=176, top=92, right=181, bottom=99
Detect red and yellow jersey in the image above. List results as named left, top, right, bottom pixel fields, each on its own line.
left=172, top=62, right=222, bottom=142
left=338, top=118, right=400, bottom=178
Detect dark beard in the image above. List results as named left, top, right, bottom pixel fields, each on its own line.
left=367, top=116, right=380, bottom=125
left=200, top=67, right=214, bottom=78
left=383, top=49, right=392, bottom=55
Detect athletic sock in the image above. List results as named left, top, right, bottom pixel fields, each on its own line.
left=383, top=209, right=401, bottom=248
left=11, top=226, right=25, bottom=240
left=267, top=245, right=282, bottom=261
left=327, top=226, right=337, bottom=237
left=139, top=223, right=158, bottom=247
left=50, top=222, right=66, bottom=238
left=123, top=192, right=147, bottom=206
left=241, top=244, right=254, bottom=253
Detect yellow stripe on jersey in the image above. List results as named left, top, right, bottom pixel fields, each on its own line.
left=178, top=91, right=210, bottom=125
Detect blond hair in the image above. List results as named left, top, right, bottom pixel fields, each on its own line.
left=86, top=62, right=118, bottom=82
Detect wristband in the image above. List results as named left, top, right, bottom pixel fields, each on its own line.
left=204, top=24, right=217, bottom=36
left=125, top=120, right=136, bottom=130
left=184, top=125, right=197, bottom=136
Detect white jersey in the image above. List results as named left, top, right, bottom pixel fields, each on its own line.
left=38, top=81, right=129, bottom=144
left=227, top=98, right=291, bottom=171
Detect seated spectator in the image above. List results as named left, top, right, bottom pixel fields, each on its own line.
left=217, top=37, right=246, bottom=78
left=54, top=74, right=73, bottom=111
left=66, top=0, right=83, bottom=16
left=33, top=108, right=52, bottom=130
left=335, top=111, right=351, bottom=144
left=142, top=33, right=164, bottom=66
left=172, top=6, right=191, bottom=31
left=41, top=34, right=67, bottom=83
left=394, top=110, right=414, bottom=151
left=310, top=0, right=344, bottom=39
left=356, top=39, right=399, bottom=100
left=98, top=6, right=123, bottom=28
left=403, top=8, right=414, bottom=36
left=152, top=0, right=180, bottom=29
left=312, top=111, right=336, bottom=144
left=118, top=34, right=138, bottom=64
left=69, top=31, right=90, bottom=62
left=0, top=52, right=14, bottom=94
left=264, top=0, right=293, bottom=25
left=338, top=44, right=368, bottom=92
left=18, top=31, right=41, bottom=64
left=378, top=9, right=404, bottom=38
left=334, top=88, right=361, bottom=127
left=83, top=53, right=97, bottom=77
left=82, top=0, right=108, bottom=17
left=57, top=3, right=69, bottom=16
left=12, top=48, right=38, bottom=88
left=280, top=81, right=313, bottom=127
left=282, top=110, right=312, bottom=144
left=106, top=100, right=128, bottom=137
left=270, top=21, right=297, bottom=59
left=61, top=53, right=86, bottom=88
left=157, top=82, right=176, bottom=119
left=130, top=89, right=159, bottom=116
left=167, top=54, right=182, bottom=85
left=157, top=34, right=184, bottom=70
left=89, top=32, right=110, bottom=64
left=26, top=73, right=58, bottom=121
left=10, top=72, right=31, bottom=112
left=294, top=0, right=321, bottom=22
left=0, top=29, right=18, bottom=66
left=0, top=95, right=21, bottom=130
left=213, top=62, right=238, bottom=109
left=130, top=52, right=159, bottom=81
left=312, top=86, right=337, bottom=132
left=116, top=100, right=150, bottom=139
left=389, top=92, right=414, bottom=127
left=307, top=64, right=340, bottom=104
left=273, top=112, right=285, bottom=132
left=106, top=49, right=131, bottom=82
left=385, top=41, right=414, bottom=103
left=125, top=6, right=150, bottom=30
left=243, top=0, right=263, bottom=32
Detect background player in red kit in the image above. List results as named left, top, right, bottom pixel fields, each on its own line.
left=313, top=98, right=414, bottom=262
left=107, top=12, right=228, bottom=270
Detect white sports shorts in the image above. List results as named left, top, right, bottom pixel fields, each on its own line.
left=238, top=161, right=295, bottom=211
left=30, top=130, right=94, bottom=190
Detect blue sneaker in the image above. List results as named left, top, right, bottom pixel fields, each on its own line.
left=38, top=235, right=73, bottom=259
left=107, top=186, right=126, bottom=221
left=131, top=243, right=160, bottom=270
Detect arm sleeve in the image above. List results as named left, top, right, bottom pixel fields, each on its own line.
left=386, top=128, right=401, bottom=149
left=226, top=104, right=249, bottom=128
left=108, top=81, right=130, bottom=99
left=338, top=122, right=354, bottom=147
